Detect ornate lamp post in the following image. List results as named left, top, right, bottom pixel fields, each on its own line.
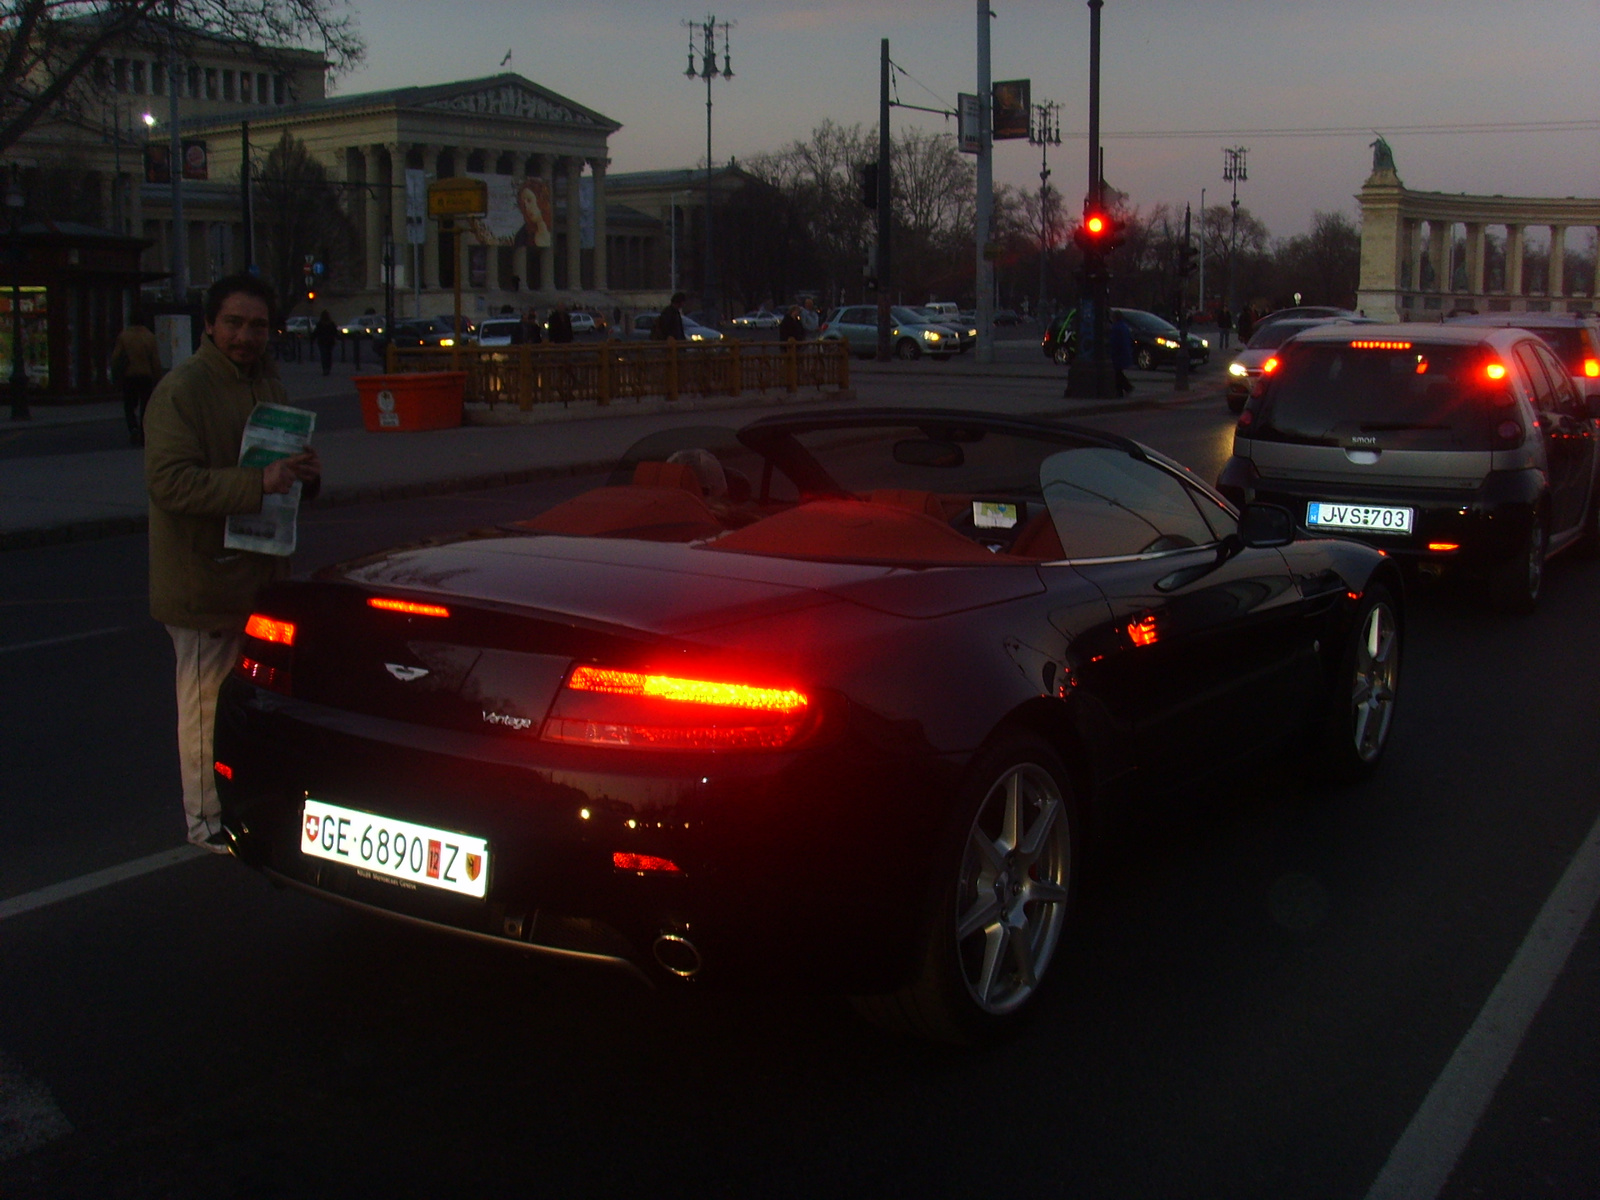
left=7, top=165, right=28, bottom=421
left=681, top=15, right=733, bottom=324
left=1223, top=145, right=1248, bottom=319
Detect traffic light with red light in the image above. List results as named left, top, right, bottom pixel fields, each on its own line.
left=1073, top=210, right=1109, bottom=253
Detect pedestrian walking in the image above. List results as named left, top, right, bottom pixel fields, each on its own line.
left=1236, top=305, right=1256, bottom=343
left=778, top=305, right=805, bottom=343
left=1216, top=305, right=1233, bottom=349
left=1109, top=310, right=1135, bottom=397
left=799, top=297, right=820, bottom=338
left=110, top=312, right=162, bottom=445
left=652, top=292, right=687, bottom=342
left=521, top=307, right=543, bottom=345
left=312, top=310, right=338, bottom=375
left=547, top=301, right=574, bottom=344
left=144, top=274, right=322, bottom=852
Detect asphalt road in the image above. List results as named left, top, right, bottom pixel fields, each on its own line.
left=1, top=389, right=1595, bottom=1199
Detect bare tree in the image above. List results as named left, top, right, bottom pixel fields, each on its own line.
left=0, top=0, right=362, bottom=154
left=255, top=129, right=354, bottom=316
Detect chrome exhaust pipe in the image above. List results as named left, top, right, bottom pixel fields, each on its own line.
left=652, top=932, right=702, bottom=978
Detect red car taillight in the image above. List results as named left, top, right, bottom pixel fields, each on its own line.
left=235, top=611, right=296, bottom=695
left=543, top=665, right=813, bottom=751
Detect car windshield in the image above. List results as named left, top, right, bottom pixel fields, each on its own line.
left=1254, top=341, right=1515, bottom=448
left=1119, top=310, right=1178, bottom=335
left=509, top=415, right=1209, bottom=565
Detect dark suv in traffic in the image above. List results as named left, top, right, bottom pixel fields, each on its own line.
left=1218, top=323, right=1600, bottom=612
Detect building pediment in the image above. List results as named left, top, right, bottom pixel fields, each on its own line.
left=419, top=80, right=616, bottom=129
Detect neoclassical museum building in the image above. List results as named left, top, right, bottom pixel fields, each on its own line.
left=6, top=25, right=738, bottom=394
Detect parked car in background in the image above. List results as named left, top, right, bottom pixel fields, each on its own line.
left=1219, top=322, right=1600, bottom=612
left=475, top=318, right=523, bottom=347
left=1041, top=309, right=1078, bottom=364
left=1446, top=311, right=1600, bottom=393
left=386, top=317, right=473, bottom=348
left=338, top=314, right=385, bottom=338
left=819, top=305, right=954, bottom=360
left=991, top=308, right=1026, bottom=327
left=283, top=316, right=314, bottom=337
left=1225, top=316, right=1374, bottom=413
left=629, top=313, right=723, bottom=342
left=1113, top=308, right=1209, bottom=370
left=909, top=306, right=976, bottom=353
left=732, top=310, right=782, bottom=329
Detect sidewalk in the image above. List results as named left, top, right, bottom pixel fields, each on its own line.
left=1, top=352, right=1223, bottom=551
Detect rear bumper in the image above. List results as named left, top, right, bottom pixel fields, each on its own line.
left=214, top=678, right=948, bottom=992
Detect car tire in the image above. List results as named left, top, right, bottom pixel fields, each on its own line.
left=1053, top=344, right=1072, bottom=366
left=1135, top=347, right=1154, bottom=371
left=851, top=733, right=1078, bottom=1045
left=1488, top=509, right=1546, bottom=614
left=1317, top=584, right=1401, bottom=783
left=895, top=338, right=922, bottom=361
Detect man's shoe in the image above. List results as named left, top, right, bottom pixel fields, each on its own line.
left=201, top=830, right=232, bottom=855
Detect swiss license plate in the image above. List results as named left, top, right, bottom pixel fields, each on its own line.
left=1306, top=501, right=1414, bottom=535
left=301, top=799, right=489, bottom=899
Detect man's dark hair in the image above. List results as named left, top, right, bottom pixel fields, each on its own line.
left=670, top=292, right=686, bottom=307
left=204, top=274, right=278, bottom=325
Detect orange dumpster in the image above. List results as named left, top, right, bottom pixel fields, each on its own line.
left=352, top=372, right=466, bottom=432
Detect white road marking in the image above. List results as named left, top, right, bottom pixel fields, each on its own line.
left=1365, top=807, right=1600, bottom=1200
left=0, top=1052, right=73, bottom=1162
left=0, top=626, right=134, bottom=655
left=0, top=845, right=209, bottom=922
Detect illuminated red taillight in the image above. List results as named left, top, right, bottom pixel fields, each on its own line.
left=1584, top=359, right=1599, bottom=379
left=1261, top=356, right=1280, bottom=375
left=368, top=597, right=450, bottom=618
left=543, top=665, right=812, bottom=751
left=214, top=761, right=234, bottom=780
left=1127, top=614, right=1159, bottom=647
left=613, top=852, right=682, bottom=874
left=244, top=613, right=295, bottom=645
left=235, top=656, right=291, bottom=694
left=1485, top=361, right=1508, bottom=382
left=1427, top=542, right=1460, bottom=552
left=1351, top=340, right=1412, bottom=350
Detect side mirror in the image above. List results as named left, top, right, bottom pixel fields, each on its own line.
left=1238, top=503, right=1295, bottom=548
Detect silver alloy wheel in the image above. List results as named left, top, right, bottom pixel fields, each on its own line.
left=1135, top=347, right=1154, bottom=371
left=954, top=762, right=1072, bottom=1015
left=1349, top=600, right=1400, bottom=763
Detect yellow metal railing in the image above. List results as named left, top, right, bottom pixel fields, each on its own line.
left=383, top=339, right=851, bottom=411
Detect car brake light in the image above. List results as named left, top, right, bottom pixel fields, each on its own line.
left=1485, top=361, right=1508, bottom=381
left=543, top=665, right=812, bottom=751
left=1427, top=542, right=1460, bottom=552
left=613, top=852, right=683, bottom=874
left=1584, top=359, right=1599, bottom=379
left=244, top=613, right=295, bottom=645
left=214, top=761, right=234, bottom=780
left=368, top=597, right=451, bottom=618
left=1351, top=340, right=1412, bottom=350
left=1261, top=356, right=1280, bottom=375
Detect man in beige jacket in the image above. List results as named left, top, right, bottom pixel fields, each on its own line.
left=110, top=312, right=162, bottom=446
left=144, top=274, right=321, bottom=852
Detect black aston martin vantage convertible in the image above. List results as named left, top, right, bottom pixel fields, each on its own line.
left=214, top=409, right=1403, bottom=1043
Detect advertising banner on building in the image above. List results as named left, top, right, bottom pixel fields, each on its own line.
left=463, top=175, right=553, bottom=248
left=404, top=169, right=427, bottom=245
left=143, top=140, right=209, bottom=183
left=992, top=79, right=1031, bottom=140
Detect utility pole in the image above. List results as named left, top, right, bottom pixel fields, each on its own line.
left=1066, top=0, right=1116, bottom=398
left=974, top=0, right=994, bottom=364
left=241, top=120, right=254, bottom=274
left=166, top=0, right=185, bottom=305
left=683, top=15, right=734, bottom=324
left=1198, top=185, right=1205, bottom=315
left=1224, top=146, right=1247, bottom=320
left=875, top=38, right=892, bottom=361
left=1030, top=100, right=1061, bottom=320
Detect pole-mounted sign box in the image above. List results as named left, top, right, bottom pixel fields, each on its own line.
left=992, top=79, right=1031, bottom=140
left=957, top=93, right=980, bottom=154
left=427, top=176, right=488, bottom=219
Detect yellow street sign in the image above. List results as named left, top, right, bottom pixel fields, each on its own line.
left=428, top=176, right=487, bottom=219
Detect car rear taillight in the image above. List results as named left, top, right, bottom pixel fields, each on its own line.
left=235, top=611, right=295, bottom=694
left=368, top=597, right=451, bottom=618
left=543, top=665, right=813, bottom=751
left=1584, top=358, right=1599, bottom=379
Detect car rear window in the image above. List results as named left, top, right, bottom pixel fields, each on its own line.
left=1525, top=327, right=1588, bottom=374
left=1253, top=341, right=1516, bottom=449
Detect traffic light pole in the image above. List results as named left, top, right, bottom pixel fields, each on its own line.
left=876, top=37, right=892, bottom=362
left=1175, top=202, right=1194, bottom=392
left=1066, top=0, right=1116, bottom=399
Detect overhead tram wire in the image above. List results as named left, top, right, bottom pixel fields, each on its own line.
left=1063, top=119, right=1599, bottom=141
left=887, top=58, right=956, bottom=120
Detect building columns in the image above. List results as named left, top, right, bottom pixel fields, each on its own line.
left=1507, top=225, right=1524, bottom=298
left=1548, top=225, right=1565, bottom=297
left=539, top=155, right=555, bottom=292
left=590, top=156, right=608, bottom=291
left=363, top=145, right=384, bottom=291
left=1464, top=223, right=1484, bottom=297
left=564, top=156, right=583, bottom=291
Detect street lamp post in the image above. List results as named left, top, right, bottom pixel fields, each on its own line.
left=682, top=15, right=733, bottom=324
left=7, top=164, right=29, bottom=420
left=1223, top=146, right=1247, bottom=320
left=1030, top=100, right=1062, bottom=320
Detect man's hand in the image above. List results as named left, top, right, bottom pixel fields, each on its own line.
left=262, top=448, right=322, bottom=495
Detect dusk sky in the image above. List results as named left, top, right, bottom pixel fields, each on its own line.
left=334, top=0, right=1600, bottom=243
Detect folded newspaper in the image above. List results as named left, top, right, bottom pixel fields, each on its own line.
left=224, top=402, right=316, bottom=556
